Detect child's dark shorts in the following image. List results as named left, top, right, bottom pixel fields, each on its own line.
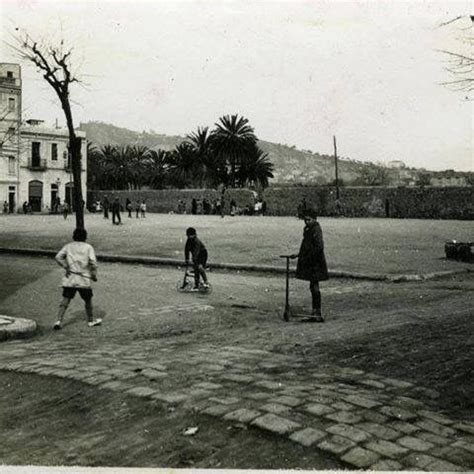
left=62, top=287, right=93, bottom=301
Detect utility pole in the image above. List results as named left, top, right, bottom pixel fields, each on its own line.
left=333, top=135, right=340, bottom=200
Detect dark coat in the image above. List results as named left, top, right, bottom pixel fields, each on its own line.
left=295, top=221, right=329, bottom=282
left=185, top=236, right=208, bottom=266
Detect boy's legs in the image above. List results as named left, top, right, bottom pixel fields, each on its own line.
left=54, top=296, right=71, bottom=328
left=193, top=263, right=201, bottom=288
left=309, top=279, right=324, bottom=320
left=197, top=264, right=208, bottom=284
left=80, top=289, right=101, bottom=326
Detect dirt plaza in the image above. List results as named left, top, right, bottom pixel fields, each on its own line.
left=0, top=214, right=472, bottom=469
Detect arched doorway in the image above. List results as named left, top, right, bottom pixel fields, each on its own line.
left=51, top=183, right=59, bottom=213
left=28, top=180, right=43, bottom=212
left=65, top=182, right=74, bottom=210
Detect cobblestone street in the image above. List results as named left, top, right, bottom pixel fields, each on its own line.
left=1, top=334, right=473, bottom=470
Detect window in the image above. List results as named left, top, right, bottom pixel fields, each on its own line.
left=8, top=156, right=15, bottom=175
left=51, top=143, right=58, bottom=160
left=8, top=98, right=15, bottom=111
left=32, top=142, right=41, bottom=166
left=7, top=71, right=13, bottom=78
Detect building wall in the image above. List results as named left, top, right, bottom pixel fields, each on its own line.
left=0, top=62, right=87, bottom=213
left=18, top=127, right=87, bottom=212
left=0, top=64, right=21, bottom=211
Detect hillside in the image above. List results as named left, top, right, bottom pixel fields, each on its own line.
left=79, top=121, right=409, bottom=185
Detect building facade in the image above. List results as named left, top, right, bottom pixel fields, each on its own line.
left=0, top=63, right=21, bottom=213
left=0, top=63, right=87, bottom=213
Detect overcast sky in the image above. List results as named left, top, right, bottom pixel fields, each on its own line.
left=1, top=0, right=472, bottom=171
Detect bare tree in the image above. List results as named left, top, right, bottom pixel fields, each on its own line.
left=438, top=15, right=474, bottom=97
left=10, top=34, right=85, bottom=229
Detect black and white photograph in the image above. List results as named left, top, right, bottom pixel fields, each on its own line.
left=0, top=0, right=473, bottom=472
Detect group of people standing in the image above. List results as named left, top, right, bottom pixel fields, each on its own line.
left=176, top=197, right=267, bottom=217
left=98, top=196, right=147, bottom=225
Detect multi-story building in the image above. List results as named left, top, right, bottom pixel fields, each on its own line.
left=0, top=63, right=21, bottom=213
left=0, top=63, right=86, bottom=213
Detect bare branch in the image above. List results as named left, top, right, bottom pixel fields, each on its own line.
left=438, top=15, right=464, bottom=28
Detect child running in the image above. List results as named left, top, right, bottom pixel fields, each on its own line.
left=184, top=227, right=209, bottom=291
left=53, top=228, right=102, bottom=330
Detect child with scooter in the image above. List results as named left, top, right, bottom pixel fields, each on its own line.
left=291, top=208, right=329, bottom=322
left=184, top=227, right=210, bottom=291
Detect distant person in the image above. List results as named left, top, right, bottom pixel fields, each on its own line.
left=111, top=197, right=121, bottom=225
left=254, top=199, right=262, bottom=216
left=53, top=228, right=101, bottom=330
left=126, top=198, right=132, bottom=218
left=230, top=199, right=237, bottom=217
left=3, top=201, right=8, bottom=214
left=103, top=196, right=110, bottom=219
left=291, top=208, right=328, bottom=322
left=385, top=199, right=390, bottom=218
left=140, top=200, right=146, bottom=218
left=135, top=200, right=141, bottom=218
left=22, top=201, right=28, bottom=215
left=262, top=200, right=267, bottom=216
left=191, top=198, right=197, bottom=215
left=202, top=198, right=210, bottom=215
left=63, top=202, right=70, bottom=220
left=215, top=198, right=221, bottom=216
left=196, top=199, right=203, bottom=215
left=184, top=227, right=209, bottom=291
left=335, top=198, right=344, bottom=217
left=297, top=197, right=308, bottom=219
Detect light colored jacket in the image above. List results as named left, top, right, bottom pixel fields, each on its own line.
left=55, top=241, right=97, bottom=288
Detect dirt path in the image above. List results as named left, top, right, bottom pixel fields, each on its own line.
left=0, top=255, right=472, bottom=469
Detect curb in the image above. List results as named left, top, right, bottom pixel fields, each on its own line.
left=0, top=247, right=470, bottom=282
left=0, top=315, right=37, bottom=342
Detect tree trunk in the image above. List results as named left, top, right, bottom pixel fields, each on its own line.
left=60, top=97, right=84, bottom=230
left=70, top=136, right=84, bottom=230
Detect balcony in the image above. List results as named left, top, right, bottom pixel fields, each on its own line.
left=28, top=158, right=47, bottom=171
left=0, top=76, right=20, bottom=88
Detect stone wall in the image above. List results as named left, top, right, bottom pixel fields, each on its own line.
left=88, top=186, right=473, bottom=219
left=88, top=188, right=257, bottom=214
left=264, top=186, right=474, bottom=220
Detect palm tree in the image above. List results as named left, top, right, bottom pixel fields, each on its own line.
left=99, top=145, right=120, bottom=189
left=186, top=127, right=213, bottom=187
left=127, top=145, right=150, bottom=190
left=146, top=149, right=170, bottom=189
left=168, top=142, right=199, bottom=188
left=86, top=142, right=103, bottom=190
left=237, top=145, right=274, bottom=188
left=211, top=114, right=257, bottom=187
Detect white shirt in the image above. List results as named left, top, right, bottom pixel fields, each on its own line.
left=56, top=241, right=97, bottom=288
